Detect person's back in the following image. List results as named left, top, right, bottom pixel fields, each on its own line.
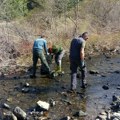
left=70, top=37, right=85, bottom=60
left=69, top=32, right=89, bottom=90
left=30, top=35, right=50, bottom=78
left=33, top=37, right=46, bottom=51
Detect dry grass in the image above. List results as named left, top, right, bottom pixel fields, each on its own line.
left=1, top=3, right=120, bottom=67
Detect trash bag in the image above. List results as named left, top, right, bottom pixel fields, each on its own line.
left=40, top=54, right=53, bottom=75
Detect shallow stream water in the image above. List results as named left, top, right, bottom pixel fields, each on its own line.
left=0, top=55, right=120, bottom=120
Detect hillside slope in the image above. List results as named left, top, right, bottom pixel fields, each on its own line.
left=0, top=0, right=120, bottom=67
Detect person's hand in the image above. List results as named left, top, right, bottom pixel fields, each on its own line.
left=47, top=52, right=49, bottom=55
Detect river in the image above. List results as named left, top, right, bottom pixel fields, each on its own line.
left=0, top=54, right=120, bottom=120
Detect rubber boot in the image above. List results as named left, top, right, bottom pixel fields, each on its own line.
left=55, top=60, right=62, bottom=73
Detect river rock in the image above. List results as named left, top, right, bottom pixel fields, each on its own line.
left=112, top=95, right=120, bottom=102
left=114, top=70, right=120, bottom=74
left=13, top=106, right=27, bottom=120
left=35, top=116, right=49, bottom=120
left=112, top=112, right=120, bottom=119
left=101, top=75, right=106, bottom=77
left=89, top=70, right=99, bottom=74
left=60, top=116, right=71, bottom=120
left=96, top=115, right=107, bottom=120
left=111, top=95, right=120, bottom=112
left=3, top=112, right=17, bottom=120
left=22, top=88, right=29, bottom=93
left=37, top=100, right=50, bottom=111
left=30, top=111, right=43, bottom=116
left=117, top=86, right=120, bottom=90
left=100, top=111, right=107, bottom=116
left=105, top=55, right=111, bottom=59
left=111, top=102, right=120, bottom=112
left=102, top=85, right=109, bottom=90
left=74, top=110, right=87, bottom=117
left=3, top=103, right=10, bottom=109
left=112, top=118, right=119, bottom=120
left=24, top=82, right=30, bottom=87
left=78, top=110, right=87, bottom=117
left=7, top=98, right=13, bottom=102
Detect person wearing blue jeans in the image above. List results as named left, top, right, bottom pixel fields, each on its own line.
left=30, top=35, right=50, bottom=78
left=69, top=32, right=89, bottom=90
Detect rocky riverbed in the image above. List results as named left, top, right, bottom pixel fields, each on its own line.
left=0, top=54, right=120, bottom=120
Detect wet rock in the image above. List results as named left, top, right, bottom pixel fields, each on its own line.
left=102, top=85, right=109, bottom=90
left=95, top=118, right=101, bottom=120
left=112, top=118, right=119, bottom=120
left=35, top=116, right=49, bottom=120
left=112, top=95, right=120, bottom=102
left=13, top=106, right=27, bottom=120
left=74, top=110, right=87, bottom=117
left=3, top=112, right=17, bottom=120
left=104, top=95, right=108, bottom=98
left=37, top=100, right=50, bottom=111
left=96, top=115, right=107, bottom=120
left=105, top=55, right=112, bottom=59
left=24, top=83, right=30, bottom=87
left=89, top=70, right=99, bottom=74
left=114, top=70, right=120, bottom=74
left=13, top=76, right=20, bottom=80
left=60, top=116, right=71, bottom=120
left=117, top=87, right=120, bottom=90
left=3, top=103, right=10, bottom=109
left=100, top=111, right=107, bottom=116
left=78, top=110, right=87, bottom=117
left=7, top=98, right=13, bottom=102
left=49, top=99, right=56, bottom=107
left=72, top=119, right=78, bottom=120
left=101, top=75, right=106, bottom=77
left=112, top=112, right=120, bottom=119
left=22, top=88, right=29, bottom=93
left=30, top=110, right=43, bottom=116
left=111, top=102, right=120, bottom=111
left=111, top=95, right=120, bottom=112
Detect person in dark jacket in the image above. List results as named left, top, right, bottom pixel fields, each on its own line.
left=69, top=32, right=89, bottom=90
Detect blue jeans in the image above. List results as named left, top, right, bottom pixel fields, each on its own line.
left=70, top=59, right=87, bottom=90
